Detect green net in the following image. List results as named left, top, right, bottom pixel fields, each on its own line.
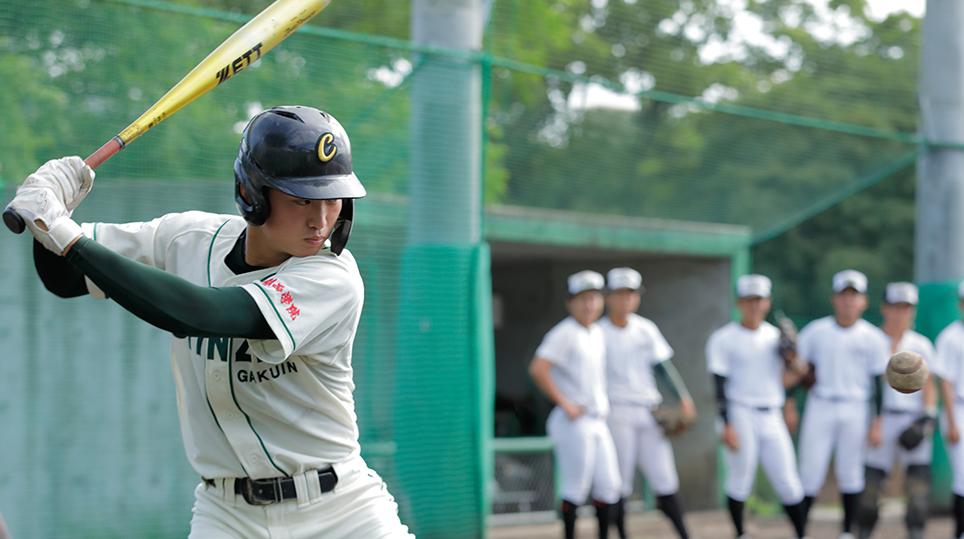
left=0, top=0, right=931, bottom=537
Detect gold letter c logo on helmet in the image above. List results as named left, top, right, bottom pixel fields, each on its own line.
left=317, top=132, right=337, bottom=163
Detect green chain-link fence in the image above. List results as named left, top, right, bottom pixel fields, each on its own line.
left=0, top=0, right=935, bottom=537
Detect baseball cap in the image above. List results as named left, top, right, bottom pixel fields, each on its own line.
left=737, top=274, right=771, bottom=299
left=832, top=269, right=867, bottom=294
left=884, top=282, right=918, bottom=305
left=606, top=267, right=643, bottom=291
left=568, top=270, right=605, bottom=296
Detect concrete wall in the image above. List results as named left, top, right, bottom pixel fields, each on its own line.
left=491, top=246, right=732, bottom=509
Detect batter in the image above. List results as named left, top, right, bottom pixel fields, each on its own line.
left=11, top=106, right=412, bottom=538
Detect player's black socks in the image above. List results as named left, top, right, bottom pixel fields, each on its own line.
left=842, top=492, right=859, bottom=533
left=954, top=494, right=964, bottom=538
left=783, top=501, right=808, bottom=538
left=802, top=494, right=814, bottom=522
left=561, top=499, right=577, bottom=539
left=657, top=493, right=689, bottom=539
left=613, top=497, right=627, bottom=539
left=726, top=496, right=745, bottom=536
left=593, top=500, right=612, bottom=539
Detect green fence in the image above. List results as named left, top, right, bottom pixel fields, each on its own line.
left=0, top=1, right=939, bottom=537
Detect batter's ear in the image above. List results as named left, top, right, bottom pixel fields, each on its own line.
left=238, top=182, right=250, bottom=203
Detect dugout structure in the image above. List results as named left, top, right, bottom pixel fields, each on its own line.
left=0, top=1, right=935, bottom=537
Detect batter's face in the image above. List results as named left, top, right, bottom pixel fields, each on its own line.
left=881, top=302, right=915, bottom=329
left=832, top=289, right=867, bottom=326
left=605, top=289, right=640, bottom=317
left=255, top=189, right=343, bottom=262
left=737, top=296, right=770, bottom=326
left=568, top=290, right=604, bottom=327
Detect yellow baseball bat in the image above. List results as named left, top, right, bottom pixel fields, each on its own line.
left=3, top=0, right=331, bottom=233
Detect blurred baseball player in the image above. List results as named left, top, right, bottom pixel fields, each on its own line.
left=706, top=275, right=809, bottom=539
left=932, top=282, right=964, bottom=539
left=856, top=282, right=936, bottom=539
left=600, top=267, right=693, bottom=539
left=792, top=269, right=889, bottom=539
left=9, top=106, right=412, bottom=538
left=529, top=270, right=621, bottom=539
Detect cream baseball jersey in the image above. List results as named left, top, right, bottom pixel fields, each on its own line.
left=706, top=321, right=786, bottom=408
left=883, top=330, right=935, bottom=411
left=81, top=211, right=363, bottom=479
left=934, top=321, right=964, bottom=400
left=797, top=316, right=889, bottom=400
left=536, top=317, right=609, bottom=416
left=599, top=314, right=673, bottom=406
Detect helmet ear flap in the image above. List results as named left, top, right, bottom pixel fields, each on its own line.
left=235, top=168, right=270, bottom=225
left=329, top=199, right=354, bottom=255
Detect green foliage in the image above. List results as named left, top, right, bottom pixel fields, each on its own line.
left=0, top=0, right=923, bottom=321
left=481, top=0, right=921, bottom=321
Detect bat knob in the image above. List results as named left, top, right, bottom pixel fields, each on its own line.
left=3, top=207, right=26, bottom=234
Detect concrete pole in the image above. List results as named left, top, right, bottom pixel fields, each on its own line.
left=915, top=0, right=964, bottom=508
left=916, top=1, right=964, bottom=281
left=409, top=0, right=483, bottom=244
left=395, top=2, right=490, bottom=537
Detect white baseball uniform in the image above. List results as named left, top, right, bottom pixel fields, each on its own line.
left=81, top=212, right=411, bottom=538
left=796, top=317, right=889, bottom=495
left=537, top=317, right=621, bottom=504
left=865, top=330, right=935, bottom=471
left=600, top=314, right=681, bottom=497
left=706, top=321, right=804, bottom=504
left=933, top=321, right=964, bottom=496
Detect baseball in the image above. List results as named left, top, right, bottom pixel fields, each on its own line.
left=886, top=351, right=928, bottom=394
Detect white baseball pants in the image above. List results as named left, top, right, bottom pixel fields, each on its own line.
left=942, top=401, right=964, bottom=496
left=188, top=455, right=413, bottom=539
left=798, top=395, right=869, bottom=495
left=724, top=403, right=804, bottom=504
left=607, top=403, right=680, bottom=497
left=547, top=407, right=622, bottom=504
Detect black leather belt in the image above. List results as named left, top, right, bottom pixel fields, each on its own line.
left=754, top=406, right=775, bottom=412
left=883, top=408, right=915, bottom=414
left=204, top=467, right=338, bottom=505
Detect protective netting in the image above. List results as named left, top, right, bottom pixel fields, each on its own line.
left=0, top=0, right=927, bottom=537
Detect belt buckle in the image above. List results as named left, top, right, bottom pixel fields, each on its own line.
left=242, top=478, right=282, bottom=506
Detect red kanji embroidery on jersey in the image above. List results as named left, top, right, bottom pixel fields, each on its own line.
left=286, top=305, right=301, bottom=320
left=280, top=291, right=293, bottom=305
left=262, top=277, right=277, bottom=287
left=272, top=282, right=285, bottom=292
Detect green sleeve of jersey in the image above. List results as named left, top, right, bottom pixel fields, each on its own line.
left=34, top=240, right=88, bottom=297
left=873, top=374, right=884, bottom=416
left=714, top=374, right=729, bottom=424
left=65, top=237, right=273, bottom=339
left=655, top=359, right=692, bottom=402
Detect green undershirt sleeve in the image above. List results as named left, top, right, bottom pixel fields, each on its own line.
left=34, top=240, right=88, bottom=297
left=714, top=374, right=729, bottom=424
left=654, top=359, right=692, bottom=402
left=65, top=237, right=273, bottom=339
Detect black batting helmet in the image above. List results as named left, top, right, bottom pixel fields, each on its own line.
left=234, top=105, right=366, bottom=255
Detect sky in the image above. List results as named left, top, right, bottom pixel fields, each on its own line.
left=570, top=0, right=926, bottom=111
left=866, top=0, right=924, bottom=20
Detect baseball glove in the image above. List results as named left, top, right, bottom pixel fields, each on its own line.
left=774, top=310, right=798, bottom=367
left=898, top=415, right=935, bottom=450
left=652, top=405, right=695, bottom=437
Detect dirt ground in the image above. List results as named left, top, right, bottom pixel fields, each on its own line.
left=488, top=501, right=955, bottom=539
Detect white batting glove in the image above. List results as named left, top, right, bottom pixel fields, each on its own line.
left=13, top=187, right=83, bottom=255
left=18, top=156, right=95, bottom=212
